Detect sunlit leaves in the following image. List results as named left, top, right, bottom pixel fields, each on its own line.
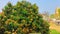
left=1, top=1, right=49, bottom=34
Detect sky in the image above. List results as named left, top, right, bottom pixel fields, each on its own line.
left=0, top=0, right=60, bottom=14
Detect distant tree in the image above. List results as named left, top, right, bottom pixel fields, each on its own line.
left=55, top=8, right=60, bottom=19
left=50, top=14, right=55, bottom=18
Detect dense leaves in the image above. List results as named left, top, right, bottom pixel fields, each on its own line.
left=0, top=1, right=49, bottom=34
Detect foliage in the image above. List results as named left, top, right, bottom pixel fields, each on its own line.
left=50, top=29, right=60, bottom=34
left=50, top=14, right=55, bottom=18
left=0, top=1, right=49, bottom=34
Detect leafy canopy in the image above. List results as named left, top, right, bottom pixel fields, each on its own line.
left=0, top=1, right=49, bottom=34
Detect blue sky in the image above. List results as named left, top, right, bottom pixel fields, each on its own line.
left=0, top=0, right=60, bottom=14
